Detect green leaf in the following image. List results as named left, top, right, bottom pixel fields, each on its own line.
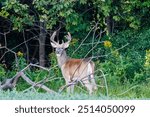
left=113, top=16, right=120, bottom=21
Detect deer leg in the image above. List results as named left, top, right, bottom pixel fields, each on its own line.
left=67, top=86, right=71, bottom=94
left=65, top=80, right=71, bottom=94
left=67, top=84, right=74, bottom=94
left=82, top=78, right=93, bottom=95
left=65, top=79, right=74, bottom=94
left=90, top=74, right=97, bottom=91
left=66, top=84, right=74, bottom=94
left=70, top=84, right=74, bottom=94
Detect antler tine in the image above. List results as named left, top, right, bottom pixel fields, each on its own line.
left=50, top=31, right=57, bottom=44
left=65, top=32, right=72, bottom=43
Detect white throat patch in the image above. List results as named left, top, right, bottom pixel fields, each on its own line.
left=56, top=54, right=61, bottom=57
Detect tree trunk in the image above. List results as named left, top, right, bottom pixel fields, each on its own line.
left=106, top=0, right=116, bottom=34
left=106, top=16, right=112, bottom=34
left=39, top=21, right=46, bottom=67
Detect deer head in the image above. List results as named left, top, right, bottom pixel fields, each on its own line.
left=50, top=31, right=72, bottom=57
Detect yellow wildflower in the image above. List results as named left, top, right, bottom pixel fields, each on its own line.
left=104, top=40, right=112, bottom=48
left=17, top=51, right=23, bottom=57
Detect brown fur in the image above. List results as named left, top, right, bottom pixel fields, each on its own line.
left=61, top=58, right=97, bottom=94
left=61, top=59, right=94, bottom=82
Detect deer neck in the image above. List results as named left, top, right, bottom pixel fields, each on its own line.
left=57, top=50, right=69, bottom=68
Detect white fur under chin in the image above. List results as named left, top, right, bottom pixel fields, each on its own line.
left=56, top=54, right=61, bottom=57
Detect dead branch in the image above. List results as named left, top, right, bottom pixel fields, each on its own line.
left=0, top=72, right=21, bottom=90
left=20, top=72, right=56, bottom=94
left=0, top=78, right=14, bottom=90
left=0, top=64, right=57, bottom=94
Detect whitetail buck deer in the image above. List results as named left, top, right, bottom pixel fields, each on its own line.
left=50, top=31, right=97, bottom=94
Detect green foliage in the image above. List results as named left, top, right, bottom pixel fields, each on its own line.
left=1, top=0, right=149, bottom=33
left=0, top=0, right=33, bottom=31
left=0, top=0, right=150, bottom=99
left=92, top=0, right=150, bottom=30
left=1, top=27, right=150, bottom=98
left=0, top=10, right=9, bottom=18
left=0, top=90, right=110, bottom=100
left=93, top=28, right=150, bottom=97
left=49, top=52, right=62, bottom=77
left=0, top=65, right=6, bottom=81
left=17, top=56, right=27, bottom=70
left=0, top=0, right=90, bottom=32
left=48, top=52, right=65, bottom=91
left=0, top=83, right=150, bottom=99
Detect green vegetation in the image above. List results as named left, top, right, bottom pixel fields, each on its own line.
left=0, top=0, right=150, bottom=99
left=0, top=90, right=110, bottom=100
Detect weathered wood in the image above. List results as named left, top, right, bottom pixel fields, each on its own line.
left=0, top=64, right=56, bottom=94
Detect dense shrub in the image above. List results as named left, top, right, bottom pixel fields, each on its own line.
left=0, top=64, right=6, bottom=81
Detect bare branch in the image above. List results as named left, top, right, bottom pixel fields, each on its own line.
left=0, top=71, right=57, bottom=94
left=20, top=72, right=56, bottom=94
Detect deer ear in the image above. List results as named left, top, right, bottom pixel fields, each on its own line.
left=51, top=42, right=57, bottom=48
left=63, top=43, right=69, bottom=48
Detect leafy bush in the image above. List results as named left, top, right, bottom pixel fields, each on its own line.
left=0, top=64, right=6, bottom=81
left=93, top=28, right=150, bottom=97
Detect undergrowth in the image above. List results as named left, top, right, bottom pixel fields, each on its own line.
left=0, top=28, right=150, bottom=99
